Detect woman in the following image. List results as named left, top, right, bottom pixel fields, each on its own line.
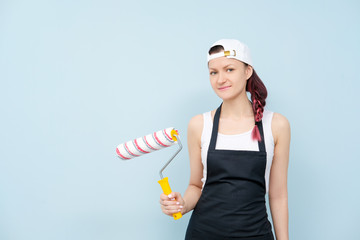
left=160, top=39, right=290, bottom=240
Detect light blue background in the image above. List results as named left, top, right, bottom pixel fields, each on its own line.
left=1, top=0, right=359, bottom=239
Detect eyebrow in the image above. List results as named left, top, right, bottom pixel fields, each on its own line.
left=209, top=64, right=234, bottom=70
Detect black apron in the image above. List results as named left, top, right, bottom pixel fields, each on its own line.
left=185, top=104, right=274, bottom=240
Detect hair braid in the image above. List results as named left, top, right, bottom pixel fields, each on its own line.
left=246, top=68, right=267, bottom=142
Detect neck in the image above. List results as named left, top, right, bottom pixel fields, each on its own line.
left=221, top=94, right=254, bottom=120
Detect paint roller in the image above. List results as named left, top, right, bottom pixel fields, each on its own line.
left=116, top=127, right=183, bottom=220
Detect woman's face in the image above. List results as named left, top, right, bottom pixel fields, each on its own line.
left=208, top=57, right=252, bottom=101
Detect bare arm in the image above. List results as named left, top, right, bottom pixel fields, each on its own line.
left=269, top=113, right=291, bottom=240
left=160, top=114, right=204, bottom=216
left=182, top=114, right=204, bottom=214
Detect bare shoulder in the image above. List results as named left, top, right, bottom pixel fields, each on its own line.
left=271, top=112, right=291, bottom=144
left=188, top=114, right=203, bottom=130
left=272, top=112, right=290, bottom=130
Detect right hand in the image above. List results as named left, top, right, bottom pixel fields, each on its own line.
left=159, top=192, right=185, bottom=217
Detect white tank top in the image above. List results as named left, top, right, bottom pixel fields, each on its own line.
left=200, top=109, right=274, bottom=194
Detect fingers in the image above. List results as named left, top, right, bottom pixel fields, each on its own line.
left=159, top=192, right=183, bottom=203
left=159, top=193, right=172, bottom=201
left=161, top=201, right=183, bottom=214
left=168, top=192, right=185, bottom=204
left=159, top=192, right=184, bottom=216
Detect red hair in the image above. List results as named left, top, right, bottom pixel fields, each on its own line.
left=245, top=67, right=267, bottom=142
left=209, top=45, right=268, bottom=142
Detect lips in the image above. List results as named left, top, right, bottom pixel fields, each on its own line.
left=218, top=86, right=231, bottom=90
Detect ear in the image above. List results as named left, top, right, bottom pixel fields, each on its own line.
left=245, top=65, right=253, bottom=80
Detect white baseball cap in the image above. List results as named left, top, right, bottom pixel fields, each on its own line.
left=207, top=39, right=253, bottom=66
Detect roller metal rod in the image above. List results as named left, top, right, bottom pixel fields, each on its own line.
left=159, top=135, right=182, bottom=180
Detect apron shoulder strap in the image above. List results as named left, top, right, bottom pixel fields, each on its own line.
left=256, top=120, right=266, bottom=152
left=209, top=104, right=221, bottom=150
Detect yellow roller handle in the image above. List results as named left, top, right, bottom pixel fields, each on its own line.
left=158, top=177, right=183, bottom=220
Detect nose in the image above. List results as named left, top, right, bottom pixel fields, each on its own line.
left=217, top=71, right=227, bottom=84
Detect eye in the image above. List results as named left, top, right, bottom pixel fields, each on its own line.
left=227, top=68, right=234, bottom=72
left=210, top=71, right=217, bottom=76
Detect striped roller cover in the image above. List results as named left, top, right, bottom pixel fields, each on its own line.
left=116, top=127, right=178, bottom=160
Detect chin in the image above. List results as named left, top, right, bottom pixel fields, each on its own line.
left=216, top=91, right=242, bottom=102
left=216, top=94, right=236, bottom=101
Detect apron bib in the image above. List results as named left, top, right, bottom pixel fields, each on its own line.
left=185, top=104, right=274, bottom=240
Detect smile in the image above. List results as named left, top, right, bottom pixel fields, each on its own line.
left=218, top=86, right=231, bottom=91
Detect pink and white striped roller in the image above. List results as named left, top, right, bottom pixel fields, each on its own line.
left=116, top=127, right=179, bottom=160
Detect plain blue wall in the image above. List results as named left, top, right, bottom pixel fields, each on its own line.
left=1, top=0, right=359, bottom=239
